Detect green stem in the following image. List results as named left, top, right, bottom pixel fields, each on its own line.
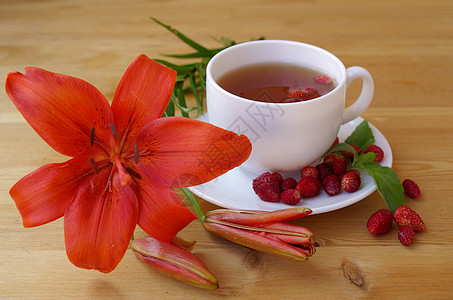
left=188, top=73, right=203, bottom=116
left=181, top=187, right=205, bottom=223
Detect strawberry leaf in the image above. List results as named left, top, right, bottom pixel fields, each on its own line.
left=352, top=152, right=376, bottom=167
left=358, top=162, right=405, bottom=212
left=345, top=120, right=375, bottom=150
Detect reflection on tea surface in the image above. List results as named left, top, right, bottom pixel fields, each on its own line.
left=217, top=63, right=336, bottom=103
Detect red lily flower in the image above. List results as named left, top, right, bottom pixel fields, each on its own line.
left=6, top=54, right=252, bottom=273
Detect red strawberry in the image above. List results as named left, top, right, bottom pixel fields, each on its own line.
left=288, top=89, right=309, bottom=100
left=288, top=87, right=321, bottom=101
left=316, top=162, right=334, bottom=181
left=296, top=176, right=321, bottom=197
left=393, top=205, right=426, bottom=232
left=313, top=75, right=332, bottom=85
left=252, top=172, right=281, bottom=202
left=340, top=170, right=361, bottom=193
left=281, top=189, right=302, bottom=205
left=402, top=179, right=421, bottom=199
left=364, top=144, right=384, bottom=162
left=280, top=177, right=297, bottom=192
left=301, top=166, right=319, bottom=179
left=322, top=174, right=341, bottom=196
left=340, top=169, right=360, bottom=181
left=398, top=225, right=415, bottom=246
left=304, top=87, right=321, bottom=99
left=367, top=209, right=393, bottom=235
left=271, top=172, right=284, bottom=185
left=323, top=153, right=337, bottom=165
left=323, top=153, right=347, bottom=176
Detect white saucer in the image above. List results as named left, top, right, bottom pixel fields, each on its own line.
left=188, top=116, right=392, bottom=214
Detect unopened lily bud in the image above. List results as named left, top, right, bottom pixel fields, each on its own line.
left=131, top=236, right=218, bottom=289
left=203, top=207, right=315, bottom=261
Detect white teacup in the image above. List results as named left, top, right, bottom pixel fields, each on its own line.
left=206, top=40, right=374, bottom=175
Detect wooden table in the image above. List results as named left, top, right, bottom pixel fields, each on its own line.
left=1, top=0, right=452, bottom=298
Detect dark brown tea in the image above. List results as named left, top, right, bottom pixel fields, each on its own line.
left=216, top=63, right=336, bottom=103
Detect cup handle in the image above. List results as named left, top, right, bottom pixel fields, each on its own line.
left=341, top=66, right=374, bottom=124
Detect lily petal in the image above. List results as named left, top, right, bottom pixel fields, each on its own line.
left=5, top=68, right=114, bottom=157
left=205, top=207, right=312, bottom=227
left=111, top=55, right=176, bottom=148
left=135, top=117, right=252, bottom=187
left=131, top=236, right=218, bottom=289
left=9, top=157, right=93, bottom=227
left=64, top=168, right=138, bottom=273
left=203, top=222, right=310, bottom=261
left=203, top=208, right=315, bottom=261
left=136, top=176, right=197, bottom=243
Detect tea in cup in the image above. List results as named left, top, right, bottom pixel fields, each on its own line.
left=206, top=40, right=374, bottom=175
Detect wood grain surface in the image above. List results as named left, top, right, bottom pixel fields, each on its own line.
left=1, top=0, right=452, bottom=299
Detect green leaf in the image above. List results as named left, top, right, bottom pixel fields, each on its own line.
left=345, top=120, right=375, bottom=150
left=359, top=162, right=405, bottom=212
left=160, top=48, right=226, bottom=59
left=151, top=17, right=209, bottom=53
left=188, top=72, right=204, bottom=116
left=164, top=94, right=175, bottom=117
left=154, top=59, right=198, bottom=76
left=324, top=143, right=358, bottom=160
left=352, top=152, right=376, bottom=168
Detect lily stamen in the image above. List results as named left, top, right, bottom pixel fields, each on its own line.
left=88, top=128, right=110, bottom=156
left=109, top=124, right=119, bottom=139
left=90, top=127, right=95, bottom=147
left=126, top=167, right=142, bottom=180
left=134, top=144, right=139, bottom=164
left=89, top=157, right=98, bottom=174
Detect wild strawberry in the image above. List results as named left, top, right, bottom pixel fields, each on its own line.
left=366, top=209, right=393, bottom=235
left=313, top=75, right=332, bottom=85
left=296, top=176, right=321, bottom=197
left=323, top=153, right=337, bottom=164
left=281, top=177, right=297, bottom=192
left=333, top=159, right=347, bottom=176
left=252, top=172, right=280, bottom=202
left=340, top=170, right=361, bottom=193
left=271, top=172, right=283, bottom=185
left=402, top=179, right=421, bottom=199
left=304, top=87, right=321, bottom=99
left=280, top=189, right=302, bottom=205
left=288, top=87, right=321, bottom=101
left=322, top=174, right=341, bottom=196
left=316, top=162, right=334, bottom=181
left=398, top=225, right=415, bottom=246
left=341, top=144, right=362, bottom=159
left=340, top=169, right=360, bottom=181
left=301, top=166, right=319, bottom=179
left=364, top=144, right=384, bottom=162
left=288, top=89, right=309, bottom=100
left=393, top=205, right=426, bottom=232
left=323, top=153, right=347, bottom=176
